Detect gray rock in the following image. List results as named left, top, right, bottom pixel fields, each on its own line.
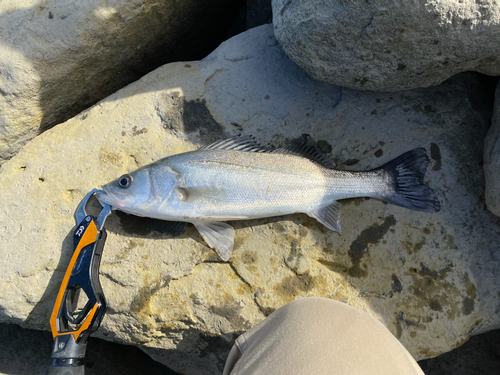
left=484, top=82, right=500, bottom=216
left=0, top=25, right=499, bottom=374
left=0, top=0, right=242, bottom=164
left=272, top=0, right=500, bottom=91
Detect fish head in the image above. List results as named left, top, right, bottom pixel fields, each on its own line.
left=96, top=164, right=182, bottom=216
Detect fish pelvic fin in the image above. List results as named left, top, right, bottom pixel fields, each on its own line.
left=381, top=148, right=441, bottom=213
left=308, top=201, right=342, bottom=234
left=193, top=221, right=235, bottom=261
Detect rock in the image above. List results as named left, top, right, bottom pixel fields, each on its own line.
left=1, top=25, right=499, bottom=374
left=272, top=0, right=500, bottom=91
left=0, top=0, right=243, bottom=164
left=484, top=82, right=500, bottom=216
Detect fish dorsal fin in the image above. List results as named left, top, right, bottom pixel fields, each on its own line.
left=308, top=201, right=342, bottom=234
left=199, top=135, right=269, bottom=153
left=200, top=134, right=335, bottom=167
left=273, top=134, right=334, bottom=168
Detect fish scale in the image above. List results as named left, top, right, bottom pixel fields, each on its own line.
left=168, top=151, right=329, bottom=218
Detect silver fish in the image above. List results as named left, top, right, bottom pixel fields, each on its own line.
left=96, top=135, right=440, bottom=261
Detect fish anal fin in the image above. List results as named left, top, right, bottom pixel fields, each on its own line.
left=308, top=201, right=342, bottom=234
left=193, top=221, right=235, bottom=261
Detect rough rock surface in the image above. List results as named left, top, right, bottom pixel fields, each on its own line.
left=0, top=0, right=242, bottom=164
left=273, top=0, right=500, bottom=91
left=484, top=82, right=500, bottom=216
left=1, top=25, right=499, bottom=374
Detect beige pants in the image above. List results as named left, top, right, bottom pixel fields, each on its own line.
left=223, top=298, right=424, bottom=375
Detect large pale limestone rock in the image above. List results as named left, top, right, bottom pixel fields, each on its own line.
left=0, top=0, right=240, bottom=164
left=485, top=82, right=500, bottom=216
left=272, top=0, right=500, bottom=91
left=1, top=25, right=499, bottom=374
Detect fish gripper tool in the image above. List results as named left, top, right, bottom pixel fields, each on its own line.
left=48, top=189, right=111, bottom=374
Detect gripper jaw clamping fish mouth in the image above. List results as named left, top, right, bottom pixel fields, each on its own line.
left=48, top=189, right=111, bottom=375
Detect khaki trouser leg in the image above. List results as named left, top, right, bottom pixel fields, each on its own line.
left=223, top=297, right=424, bottom=375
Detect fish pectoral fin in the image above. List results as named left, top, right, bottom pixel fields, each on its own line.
left=308, top=201, right=342, bottom=234
left=193, top=221, right=235, bottom=261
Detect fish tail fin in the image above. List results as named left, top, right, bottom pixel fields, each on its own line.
left=380, top=148, right=441, bottom=213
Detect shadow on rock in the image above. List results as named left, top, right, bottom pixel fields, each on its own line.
left=24, top=229, right=75, bottom=332
left=141, top=327, right=245, bottom=375
left=0, top=322, right=181, bottom=375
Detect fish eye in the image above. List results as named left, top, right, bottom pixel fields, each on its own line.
left=118, top=174, right=133, bottom=188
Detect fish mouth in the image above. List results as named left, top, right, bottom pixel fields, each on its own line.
left=95, top=188, right=126, bottom=208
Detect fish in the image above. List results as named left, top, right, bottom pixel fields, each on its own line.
left=96, top=135, right=440, bottom=261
